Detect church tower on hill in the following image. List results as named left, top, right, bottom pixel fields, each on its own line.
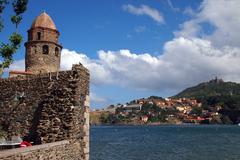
left=25, top=12, right=62, bottom=74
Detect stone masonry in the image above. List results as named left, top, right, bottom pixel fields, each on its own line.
left=0, top=140, right=84, bottom=160
left=25, top=12, right=62, bottom=74
left=0, top=64, right=90, bottom=160
left=0, top=12, right=90, bottom=160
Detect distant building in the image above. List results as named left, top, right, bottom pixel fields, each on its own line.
left=104, top=105, right=119, bottom=114
left=209, top=77, right=224, bottom=84
left=141, top=116, right=148, bottom=123
left=176, top=106, right=192, bottom=114
left=118, top=104, right=142, bottom=114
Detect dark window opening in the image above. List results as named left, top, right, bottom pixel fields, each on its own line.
left=37, top=32, right=41, bottom=40
left=42, top=45, right=49, bottom=54
left=32, top=45, right=37, bottom=54
left=55, top=47, right=59, bottom=56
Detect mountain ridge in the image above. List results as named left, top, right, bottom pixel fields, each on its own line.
left=174, top=78, right=240, bottom=100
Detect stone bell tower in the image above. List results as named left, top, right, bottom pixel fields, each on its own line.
left=25, top=12, right=62, bottom=74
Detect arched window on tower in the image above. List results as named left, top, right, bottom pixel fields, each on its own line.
left=55, top=47, right=59, bottom=57
left=37, top=32, right=41, bottom=40
left=42, top=45, right=49, bottom=54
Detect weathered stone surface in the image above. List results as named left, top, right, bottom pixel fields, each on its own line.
left=0, top=64, right=90, bottom=160
left=25, top=12, right=62, bottom=74
left=0, top=140, right=85, bottom=160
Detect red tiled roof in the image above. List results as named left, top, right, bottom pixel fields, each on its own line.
left=31, top=12, right=56, bottom=30
left=9, top=70, right=33, bottom=75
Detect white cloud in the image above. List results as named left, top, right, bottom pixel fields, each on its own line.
left=90, top=92, right=107, bottom=103
left=61, top=49, right=112, bottom=85
left=183, top=7, right=196, bottom=16
left=167, top=0, right=180, bottom=12
left=7, top=0, right=240, bottom=100
left=122, top=4, right=164, bottom=24
left=199, top=0, right=240, bottom=47
left=174, top=20, right=201, bottom=38
left=8, top=40, right=240, bottom=98
left=176, top=0, right=240, bottom=48
left=59, top=39, right=240, bottom=93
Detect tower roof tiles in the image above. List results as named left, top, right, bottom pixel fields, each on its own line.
left=31, top=12, right=57, bottom=30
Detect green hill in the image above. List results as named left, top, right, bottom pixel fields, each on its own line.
left=175, top=78, right=240, bottom=100
left=174, top=78, right=240, bottom=123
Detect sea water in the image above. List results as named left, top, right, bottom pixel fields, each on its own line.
left=90, top=125, right=240, bottom=160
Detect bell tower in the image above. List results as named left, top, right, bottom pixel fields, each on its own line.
left=25, top=12, right=62, bottom=74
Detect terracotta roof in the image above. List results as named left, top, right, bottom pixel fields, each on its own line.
left=9, top=70, right=33, bottom=75
left=31, top=12, right=56, bottom=30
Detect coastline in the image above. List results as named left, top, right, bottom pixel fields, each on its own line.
left=90, top=122, right=234, bottom=126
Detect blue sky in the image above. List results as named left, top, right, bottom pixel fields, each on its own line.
left=2, top=0, right=240, bottom=108
left=2, top=0, right=200, bottom=58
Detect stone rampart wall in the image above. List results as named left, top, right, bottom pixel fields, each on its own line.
left=0, top=64, right=89, bottom=160
left=0, top=140, right=83, bottom=160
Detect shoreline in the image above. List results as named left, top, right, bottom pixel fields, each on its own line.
left=90, top=122, right=239, bottom=126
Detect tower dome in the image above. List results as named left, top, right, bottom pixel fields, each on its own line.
left=25, top=12, right=62, bottom=74
left=31, top=12, right=57, bottom=30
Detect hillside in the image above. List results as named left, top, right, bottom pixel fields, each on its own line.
left=174, top=78, right=240, bottom=100
left=90, top=78, right=240, bottom=125
left=174, top=78, right=240, bottom=123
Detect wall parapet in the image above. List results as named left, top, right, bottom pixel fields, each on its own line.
left=0, top=140, right=69, bottom=158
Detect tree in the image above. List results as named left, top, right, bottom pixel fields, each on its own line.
left=0, top=0, right=28, bottom=77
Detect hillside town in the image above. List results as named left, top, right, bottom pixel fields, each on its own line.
left=90, top=96, right=223, bottom=125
